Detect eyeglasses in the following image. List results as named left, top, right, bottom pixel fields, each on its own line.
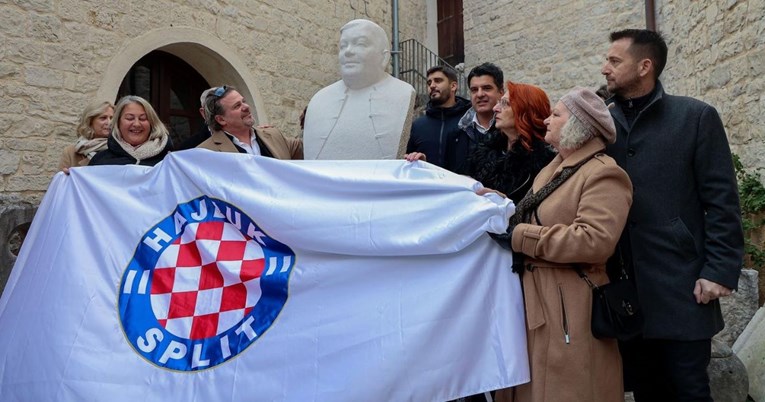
left=497, top=98, right=510, bottom=110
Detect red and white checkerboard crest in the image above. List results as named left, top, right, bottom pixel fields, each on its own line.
left=119, top=196, right=295, bottom=371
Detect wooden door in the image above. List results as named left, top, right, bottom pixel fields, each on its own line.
left=437, top=0, right=464, bottom=66
left=118, top=51, right=210, bottom=147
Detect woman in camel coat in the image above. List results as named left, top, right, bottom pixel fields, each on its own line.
left=486, top=87, right=633, bottom=402
left=59, top=101, right=114, bottom=170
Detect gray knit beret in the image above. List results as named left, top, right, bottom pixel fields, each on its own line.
left=560, top=87, right=616, bottom=144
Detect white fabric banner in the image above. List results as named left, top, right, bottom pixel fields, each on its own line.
left=0, top=150, right=528, bottom=402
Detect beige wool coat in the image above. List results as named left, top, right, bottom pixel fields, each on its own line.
left=58, top=144, right=90, bottom=170
left=197, top=127, right=303, bottom=160
left=495, top=137, right=633, bottom=402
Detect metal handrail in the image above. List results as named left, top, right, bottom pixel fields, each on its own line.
left=397, top=39, right=468, bottom=110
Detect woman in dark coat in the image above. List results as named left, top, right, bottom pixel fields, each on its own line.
left=467, top=81, right=555, bottom=203
left=453, top=83, right=555, bottom=402
left=90, top=95, right=171, bottom=166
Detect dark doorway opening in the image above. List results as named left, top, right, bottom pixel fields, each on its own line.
left=437, top=0, right=464, bottom=66
left=118, top=51, right=210, bottom=147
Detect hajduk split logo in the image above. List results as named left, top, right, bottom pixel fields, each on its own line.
left=119, top=195, right=295, bottom=371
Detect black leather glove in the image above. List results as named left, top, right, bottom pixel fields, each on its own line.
left=510, top=252, right=525, bottom=274
left=488, top=222, right=516, bottom=251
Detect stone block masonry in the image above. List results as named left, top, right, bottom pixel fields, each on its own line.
left=462, top=0, right=765, bottom=180
left=0, top=0, right=427, bottom=203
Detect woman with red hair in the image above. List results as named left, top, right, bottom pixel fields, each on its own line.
left=467, top=81, right=555, bottom=203
left=483, top=87, right=631, bottom=402
left=455, top=81, right=555, bottom=402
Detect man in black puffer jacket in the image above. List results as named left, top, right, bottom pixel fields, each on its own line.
left=406, top=65, right=471, bottom=169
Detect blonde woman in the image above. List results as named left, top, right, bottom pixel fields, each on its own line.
left=89, top=96, right=171, bottom=166
left=483, top=88, right=633, bottom=402
left=59, top=101, right=114, bottom=170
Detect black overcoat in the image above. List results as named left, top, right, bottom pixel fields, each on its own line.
left=605, top=81, right=744, bottom=340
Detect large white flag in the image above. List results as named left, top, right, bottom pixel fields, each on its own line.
left=0, top=150, right=528, bottom=402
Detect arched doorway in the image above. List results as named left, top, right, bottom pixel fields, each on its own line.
left=96, top=27, right=270, bottom=134
left=117, top=50, right=210, bottom=147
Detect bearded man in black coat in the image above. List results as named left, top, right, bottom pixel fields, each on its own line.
left=602, top=29, right=744, bottom=402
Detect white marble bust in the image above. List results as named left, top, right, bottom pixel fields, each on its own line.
left=303, top=19, right=416, bottom=160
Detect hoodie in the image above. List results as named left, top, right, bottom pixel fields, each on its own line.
left=406, top=96, right=471, bottom=168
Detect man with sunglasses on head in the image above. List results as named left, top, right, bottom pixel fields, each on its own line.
left=197, top=85, right=303, bottom=160
left=602, top=29, right=743, bottom=402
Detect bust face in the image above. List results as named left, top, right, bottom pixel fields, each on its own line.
left=338, top=23, right=386, bottom=89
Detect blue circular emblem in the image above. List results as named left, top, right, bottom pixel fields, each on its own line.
left=118, top=195, right=295, bottom=371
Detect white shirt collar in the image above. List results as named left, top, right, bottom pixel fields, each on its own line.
left=225, top=130, right=261, bottom=155
left=471, top=113, right=493, bottom=134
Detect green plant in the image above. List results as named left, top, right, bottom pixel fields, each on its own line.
left=733, top=153, right=765, bottom=267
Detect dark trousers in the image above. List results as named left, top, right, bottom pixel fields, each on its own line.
left=620, top=337, right=712, bottom=402
left=463, top=392, right=493, bottom=402
left=450, top=391, right=494, bottom=402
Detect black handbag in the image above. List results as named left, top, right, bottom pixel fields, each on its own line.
left=503, top=154, right=643, bottom=339
left=575, top=266, right=643, bottom=341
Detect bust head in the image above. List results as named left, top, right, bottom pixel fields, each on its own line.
left=338, top=19, right=390, bottom=89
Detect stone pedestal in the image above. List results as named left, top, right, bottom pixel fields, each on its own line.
left=734, top=307, right=765, bottom=402
left=0, top=197, right=37, bottom=297
left=716, top=269, right=759, bottom=346
left=709, top=339, right=749, bottom=402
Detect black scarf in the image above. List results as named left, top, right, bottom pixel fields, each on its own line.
left=509, top=156, right=594, bottom=227
left=615, top=86, right=656, bottom=128
left=468, top=132, right=555, bottom=202
left=491, top=155, right=594, bottom=271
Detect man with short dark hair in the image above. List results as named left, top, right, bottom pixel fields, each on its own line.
left=602, top=29, right=743, bottom=402
left=443, top=62, right=504, bottom=174
left=197, top=86, right=302, bottom=159
left=461, top=62, right=504, bottom=136
left=405, top=65, right=471, bottom=168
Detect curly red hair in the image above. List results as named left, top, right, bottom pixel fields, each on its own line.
left=505, top=81, right=550, bottom=151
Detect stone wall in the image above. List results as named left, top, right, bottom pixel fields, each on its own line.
left=4, top=0, right=763, bottom=215
left=0, top=196, right=36, bottom=298
left=0, top=0, right=426, bottom=204
left=462, top=0, right=765, bottom=178
left=658, top=0, right=765, bottom=176
left=462, top=1, right=644, bottom=101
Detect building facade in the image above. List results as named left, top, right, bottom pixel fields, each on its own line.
left=0, top=0, right=427, bottom=202
left=1, top=0, right=763, bottom=204
left=463, top=0, right=765, bottom=177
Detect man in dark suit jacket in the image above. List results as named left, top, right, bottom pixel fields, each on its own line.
left=602, top=29, right=743, bottom=402
left=197, top=86, right=303, bottom=160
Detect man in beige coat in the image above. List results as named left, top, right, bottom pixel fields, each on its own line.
left=197, top=86, right=303, bottom=160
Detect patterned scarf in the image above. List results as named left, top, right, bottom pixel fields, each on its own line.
left=73, top=137, right=108, bottom=159
left=491, top=155, right=595, bottom=273
left=113, top=131, right=169, bottom=162
left=508, top=155, right=594, bottom=228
